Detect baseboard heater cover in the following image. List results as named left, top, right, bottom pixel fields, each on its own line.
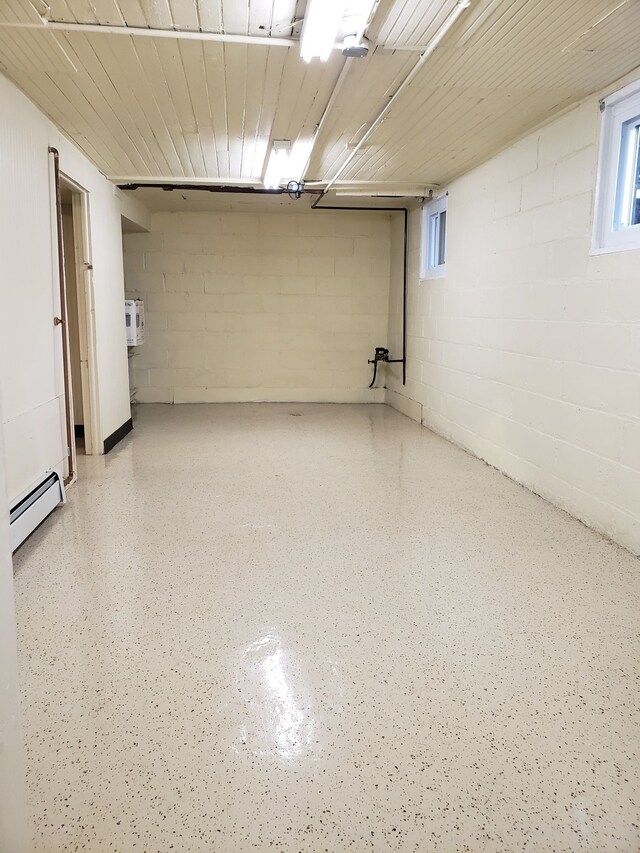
left=9, top=472, right=65, bottom=552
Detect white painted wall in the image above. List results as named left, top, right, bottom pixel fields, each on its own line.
left=0, top=74, right=131, bottom=504
left=386, top=96, right=640, bottom=555
left=123, top=210, right=390, bottom=403
left=0, top=389, right=28, bottom=852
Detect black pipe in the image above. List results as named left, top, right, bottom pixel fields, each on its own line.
left=368, top=358, right=380, bottom=389
left=118, top=182, right=409, bottom=387
left=367, top=347, right=403, bottom=388
left=401, top=204, right=408, bottom=386
left=118, top=183, right=282, bottom=194
left=311, top=193, right=408, bottom=386
left=117, top=182, right=324, bottom=196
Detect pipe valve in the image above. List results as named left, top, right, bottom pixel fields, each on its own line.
left=368, top=347, right=390, bottom=366
left=368, top=346, right=403, bottom=388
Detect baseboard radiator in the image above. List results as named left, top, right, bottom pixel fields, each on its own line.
left=9, top=472, right=65, bottom=552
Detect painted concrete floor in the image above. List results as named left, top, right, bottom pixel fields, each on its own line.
left=13, top=403, right=640, bottom=852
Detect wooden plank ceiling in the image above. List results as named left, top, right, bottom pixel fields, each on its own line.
left=0, top=0, right=639, bottom=187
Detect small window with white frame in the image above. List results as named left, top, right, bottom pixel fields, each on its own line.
left=421, top=195, right=447, bottom=278
left=593, top=81, right=640, bottom=252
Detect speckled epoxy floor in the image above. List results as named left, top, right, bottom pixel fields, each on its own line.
left=12, top=403, right=640, bottom=852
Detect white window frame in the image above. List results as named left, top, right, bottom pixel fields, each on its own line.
left=593, top=80, right=640, bottom=253
left=420, top=195, right=448, bottom=279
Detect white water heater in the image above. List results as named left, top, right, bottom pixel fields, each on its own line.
left=125, top=299, right=145, bottom=346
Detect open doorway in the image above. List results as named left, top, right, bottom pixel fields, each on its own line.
left=58, top=175, right=100, bottom=472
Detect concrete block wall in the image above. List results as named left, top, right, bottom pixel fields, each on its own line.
left=386, top=96, right=640, bottom=555
left=123, top=210, right=390, bottom=403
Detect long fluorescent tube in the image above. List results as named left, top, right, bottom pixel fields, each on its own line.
left=288, top=138, right=314, bottom=182
left=263, top=140, right=291, bottom=189
left=300, top=0, right=347, bottom=62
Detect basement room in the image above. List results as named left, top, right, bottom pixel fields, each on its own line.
left=0, top=1, right=639, bottom=851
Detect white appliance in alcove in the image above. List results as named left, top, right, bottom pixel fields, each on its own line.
left=125, top=299, right=145, bottom=346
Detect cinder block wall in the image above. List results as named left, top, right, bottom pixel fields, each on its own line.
left=386, top=96, right=640, bottom=554
left=123, top=210, right=390, bottom=403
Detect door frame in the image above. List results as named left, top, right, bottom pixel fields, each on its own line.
left=60, top=173, right=101, bottom=459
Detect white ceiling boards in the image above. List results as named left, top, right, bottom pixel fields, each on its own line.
left=1, top=0, right=639, bottom=188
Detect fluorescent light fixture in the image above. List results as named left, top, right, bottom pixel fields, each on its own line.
left=300, top=0, right=347, bottom=62
left=288, top=138, right=314, bottom=181
left=263, top=140, right=291, bottom=189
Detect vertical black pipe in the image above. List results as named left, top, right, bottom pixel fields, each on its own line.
left=311, top=195, right=408, bottom=386
left=402, top=207, right=408, bottom=386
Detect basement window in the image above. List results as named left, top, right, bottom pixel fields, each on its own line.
left=421, top=196, right=447, bottom=278
left=593, top=81, right=640, bottom=252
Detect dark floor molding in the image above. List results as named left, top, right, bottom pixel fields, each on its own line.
left=103, top=417, right=133, bottom=454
